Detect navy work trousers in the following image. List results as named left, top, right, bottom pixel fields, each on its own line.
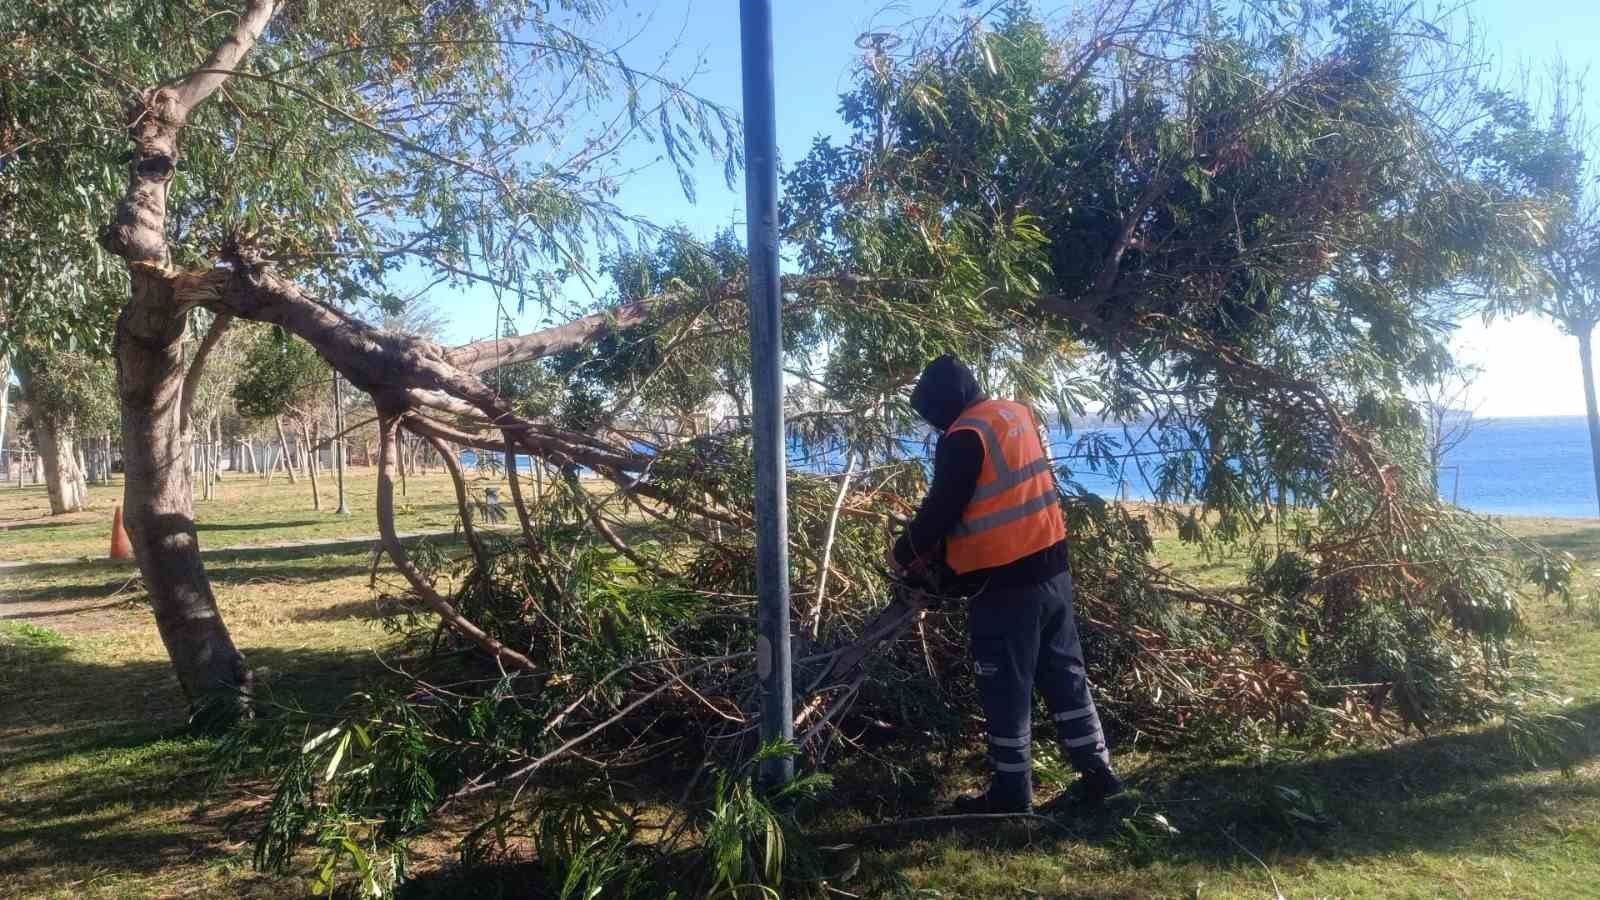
left=968, top=569, right=1110, bottom=778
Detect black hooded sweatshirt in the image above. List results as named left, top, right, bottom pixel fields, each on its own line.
left=892, top=355, right=1069, bottom=593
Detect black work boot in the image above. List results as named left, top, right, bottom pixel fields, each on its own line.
left=1040, top=766, right=1123, bottom=816
left=952, top=771, right=1032, bottom=814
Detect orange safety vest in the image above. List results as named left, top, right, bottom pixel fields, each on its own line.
left=944, top=399, right=1066, bottom=575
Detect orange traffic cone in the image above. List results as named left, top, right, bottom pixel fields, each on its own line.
left=109, top=505, right=133, bottom=560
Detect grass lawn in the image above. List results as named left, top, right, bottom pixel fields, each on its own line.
left=0, top=464, right=530, bottom=563
left=1, top=478, right=1598, bottom=898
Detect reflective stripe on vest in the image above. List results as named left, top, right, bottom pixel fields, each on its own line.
left=944, top=399, right=1066, bottom=574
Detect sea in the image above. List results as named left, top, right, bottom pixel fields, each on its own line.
left=471, top=415, right=1600, bottom=520
left=1429, top=416, right=1598, bottom=519
left=1045, top=415, right=1600, bottom=519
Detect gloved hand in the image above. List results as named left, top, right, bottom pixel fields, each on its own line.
left=886, top=542, right=907, bottom=579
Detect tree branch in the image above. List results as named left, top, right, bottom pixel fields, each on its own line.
left=179, top=313, right=232, bottom=434
left=445, top=296, right=669, bottom=374
left=170, top=0, right=281, bottom=114
left=375, top=416, right=541, bottom=676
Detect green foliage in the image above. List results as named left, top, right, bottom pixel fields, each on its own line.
left=2, top=0, right=739, bottom=361
left=62, top=1, right=1592, bottom=895
left=234, top=328, right=328, bottom=421
left=699, top=743, right=833, bottom=898
left=14, top=346, right=118, bottom=436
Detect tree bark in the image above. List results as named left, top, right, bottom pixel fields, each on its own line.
left=0, top=355, right=10, bottom=465
left=33, top=416, right=87, bottom=514
left=96, top=0, right=277, bottom=719
left=274, top=417, right=297, bottom=484
left=212, top=418, right=224, bottom=484
left=302, top=422, right=322, bottom=510
left=13, top=361, right=87, bottom=514
left=200, top=417, right=214, bottom=501
left=397, top=431, right=408, bottom=496
left=116, top=300, right=250, bottom=724
left=1579, top=327, right=1600, bottom=519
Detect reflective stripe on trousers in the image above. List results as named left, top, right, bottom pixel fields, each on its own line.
left=969, top=569, right=1110, bottom=775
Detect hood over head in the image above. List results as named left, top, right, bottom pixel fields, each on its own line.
left=909, top=354, right=984, bottom=431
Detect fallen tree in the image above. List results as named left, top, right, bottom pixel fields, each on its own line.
left=3, top=0, right=1589, bottom=894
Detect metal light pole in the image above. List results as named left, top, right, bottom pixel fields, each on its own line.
left=333, top=371, right=350, bottom=515
left=739, top=0, right=793, bottom=788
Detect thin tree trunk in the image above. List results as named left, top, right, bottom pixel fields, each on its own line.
left=275, top=416, right=297, bottom=484
left=397, top=432, right=409, bottom=496
left=200, top=419, right=214, bottom=500
left=303, top=423, right=323, bottom=510
left=1579, top=328, right=1600, bottom=519
left=212, top=418, right=224, bottom=484
left=0, top=355, right=10, bottom=467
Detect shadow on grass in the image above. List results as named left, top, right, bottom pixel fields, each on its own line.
left=388, top=698, right=1600, bottom=898
left=0, top=557, right=376, bottom=609
left=290, top=597, right=398, bottom=623
left=0, top=518, right=99, bottom=534
left=0, top=598, right=131, bottom=623
left=0, top=636, right=403, bottom=885
left=0, top=535, right=472, bottom=606
left=1523, top=523, right=1600, bottom=559
left=847, top=699, right=1600, bottom=879
left=197, top=518, right=323, bottom=533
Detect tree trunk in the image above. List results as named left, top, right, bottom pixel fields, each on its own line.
left=12, top=360, right=88, bottom=514
left=116, top=302, right=250, bottom=724
left=275, top=416, right=297, bottom=484
left=0, top=355, right=10, bottom=464
left=212, top=418, right=225, bottom=484
left=397, top=432, right=408, bottom=496
left=199, top=419, right=214, bottom=501
left=1579, top=328, right=1600, bottom=519
left=303, top=422, right=322, bottom=510
left=34, top=417, right=87, bottom=514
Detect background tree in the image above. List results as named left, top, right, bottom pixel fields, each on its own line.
left=10, top=346, right=118, bottom=513
left=1416, top=361, right=1483, bottom=497
left=234, top=326, right=335, bottom=508
left=1473, top=65, right=1600, bottom=514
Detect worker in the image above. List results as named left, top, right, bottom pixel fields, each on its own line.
left=890, top=354, right=1122, bottom=814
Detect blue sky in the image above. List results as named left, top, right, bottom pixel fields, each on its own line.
left=439, top=0, right=1600, bottom=418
